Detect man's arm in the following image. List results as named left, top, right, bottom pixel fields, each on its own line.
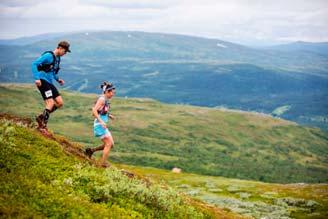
left=31, top=53, right=53, bottom=85
left=55, top=73, right=65, bottom=85
left=54, top=72, right=60, bottom=82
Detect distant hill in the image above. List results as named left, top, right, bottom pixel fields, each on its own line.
left=1, top=84, right=327, bottom=184
left=0, top=32, right=70, bottom=46
left=0, top=31, right=327, bottom=130
left=269, top=41, right=328, bottom=56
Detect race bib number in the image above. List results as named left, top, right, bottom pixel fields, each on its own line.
left=45, top=90, right=53, bottom=98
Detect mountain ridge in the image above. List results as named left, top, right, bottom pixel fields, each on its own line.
left=0, top=31, right=327, bottom=130
left=268, top=41, right=328, bottom=56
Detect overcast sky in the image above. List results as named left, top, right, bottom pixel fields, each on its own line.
left=0, top=0, right=327, bottom=46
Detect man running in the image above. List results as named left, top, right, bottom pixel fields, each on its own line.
left=32, top=41, right=71, bottom=130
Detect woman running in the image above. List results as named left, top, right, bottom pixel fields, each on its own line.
left=85, top=81, right=116, bottom=168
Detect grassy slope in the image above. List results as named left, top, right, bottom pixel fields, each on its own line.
left=0, top=115, right=243, bottom=218
left=1, top=115, right=327, bottom=219
left=116, top=164, right=328, bottom=219
left=0, top=84, right=327, bottom=184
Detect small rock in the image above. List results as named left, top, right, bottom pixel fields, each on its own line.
left=172, top=167, right=182, bottom=173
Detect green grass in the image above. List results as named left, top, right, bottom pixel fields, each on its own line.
left=115, top=164, right=328, bottom=219
left=0, top=84, right=328, bottom=183
left=0, top=117, right=225, bottom=218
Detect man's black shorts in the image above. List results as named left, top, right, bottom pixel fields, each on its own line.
left=37, top=79, right=60, bottom=100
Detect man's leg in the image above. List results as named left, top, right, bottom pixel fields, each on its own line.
left=42, top=98, right=56, bottom=127
left=51, top=96, right=63, bottom=112
left=36, top=97, right=54, bottom=129
left=41, top=95, right=64, bottom=128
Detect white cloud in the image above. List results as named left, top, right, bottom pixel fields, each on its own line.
left=0, top=0, right=43, bottom=7
left=0, top=0, right=327, bottom=45
left=80, top=0, right=176, bottom=9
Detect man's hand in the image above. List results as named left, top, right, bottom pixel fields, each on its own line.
left=35, top=80, right=42, bottom=87
left=58, top=79, right=65, bottom=86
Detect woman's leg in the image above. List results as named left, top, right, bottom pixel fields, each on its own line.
left=85, top=143, right=105, bottom=158
left=99, top=135, right=114, bottom=166
left=92, top=144, right=105, bottom=152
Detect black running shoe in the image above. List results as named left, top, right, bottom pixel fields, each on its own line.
left=101, top=162, right=111, bottom=168
left=85, top=148, right=93, bottom=158
left=36, top=114, right=45, bottom=129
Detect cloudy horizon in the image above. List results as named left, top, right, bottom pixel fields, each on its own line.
left=0, top=0, right=327, bottom=46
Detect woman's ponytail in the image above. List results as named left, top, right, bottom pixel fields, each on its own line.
left=100, top=81, right=110, bottom=92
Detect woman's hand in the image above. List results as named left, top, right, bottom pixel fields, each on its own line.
left=100, top=120, right=107, bottom=128
left=109, top=114, right=115, bottom=120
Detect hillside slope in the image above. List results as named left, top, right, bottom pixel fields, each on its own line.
left=0, top=114, right=241, bottom=218
left=1, top=114, right=327, bottom=219
left=118, top=164, right=328, bottom=219
left=0, top=84, right=327, bottom=184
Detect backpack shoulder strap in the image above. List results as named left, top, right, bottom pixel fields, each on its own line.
left=96, top=96, right=109, bottom=115
left=42, top=51, right=56, bottom=65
